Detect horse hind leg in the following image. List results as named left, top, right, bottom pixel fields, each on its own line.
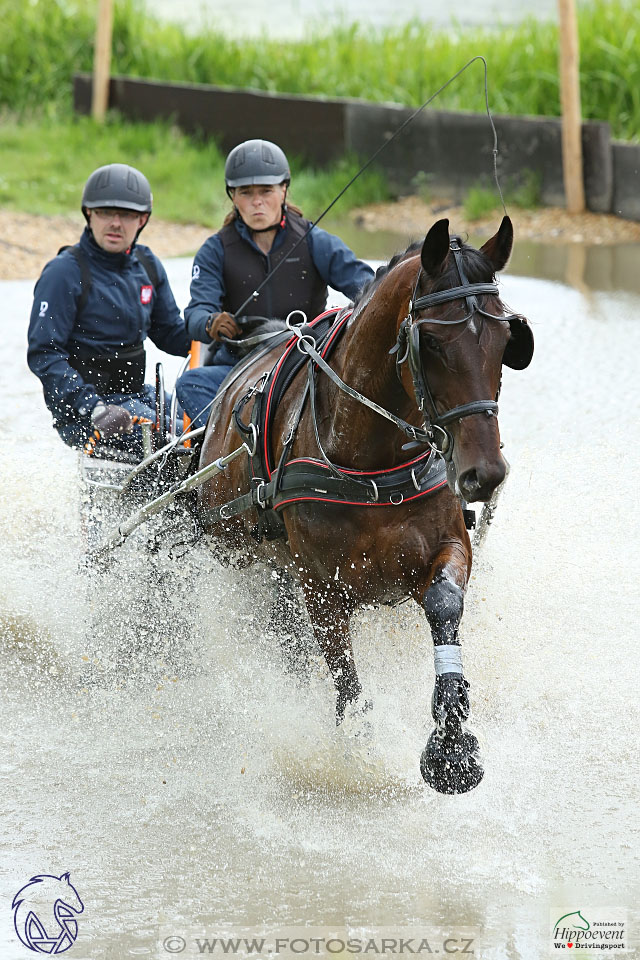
left=420, top=566, right=484, bottom=794
left=268, top=567, right=316, bottom=678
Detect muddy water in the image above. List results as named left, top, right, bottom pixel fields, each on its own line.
left=1, top=241, right=639, bottom=959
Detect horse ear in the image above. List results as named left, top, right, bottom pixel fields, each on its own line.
left=480, top=215, right=513, bottom=273
left=421, top=219, right=450, bottom=276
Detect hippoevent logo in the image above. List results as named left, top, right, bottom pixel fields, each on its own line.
left=552, top=908, right=627, bottom=952
left=12, top=872, right=84, bottom=954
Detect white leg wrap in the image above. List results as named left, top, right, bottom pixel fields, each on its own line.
left=434, top=643, right=463, bottom=675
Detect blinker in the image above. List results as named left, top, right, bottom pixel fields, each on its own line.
left=503, top=315, right=534, bottom=370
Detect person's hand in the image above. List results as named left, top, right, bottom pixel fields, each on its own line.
left=90, top=403, right=134, bottom=437
left=205, top=311, right=241, bottom=342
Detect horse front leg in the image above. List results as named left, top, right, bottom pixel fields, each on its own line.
left=419, top=548, right=483, bottom=794
left=302, top=580, right=362, bottom=724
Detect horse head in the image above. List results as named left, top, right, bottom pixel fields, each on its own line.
left=394, top=215, right=533, bottom=502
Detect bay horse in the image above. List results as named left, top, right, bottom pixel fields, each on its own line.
left=196, top=216, right=534, bottom=794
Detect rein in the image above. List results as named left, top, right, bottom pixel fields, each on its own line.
left=286, top=317, right=432, bottom=447
left=282, top=243, right=508, bottom=467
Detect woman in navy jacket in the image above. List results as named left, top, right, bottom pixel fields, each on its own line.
left=175, top=140, right=374, bottom=428
left=27, top=163, right=189, bottom=453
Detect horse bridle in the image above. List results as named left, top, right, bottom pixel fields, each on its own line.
left=277, top=239, right=531, bottom=470
left=392, top=239, right=513, bottom=460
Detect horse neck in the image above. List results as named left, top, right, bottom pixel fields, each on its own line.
left=321, top=270, right=418, bottom=467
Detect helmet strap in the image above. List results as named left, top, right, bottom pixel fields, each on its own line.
left=249, top=207, right=287, bottom=234
left=134, top=212, right=151, bottom=241
left=227, top=181, right=289, bottom=231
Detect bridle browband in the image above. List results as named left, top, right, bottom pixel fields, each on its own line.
left=391, top=238, right=512, bottom=460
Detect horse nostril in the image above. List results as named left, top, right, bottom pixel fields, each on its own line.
left=462, top=471, right=481, bottom=496
left=459, top=460, right=506, bottom=502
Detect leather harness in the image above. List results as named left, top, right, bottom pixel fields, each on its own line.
left=197, top=236, right=534, bottom=540
left=200, top=309, right=447, bottom=540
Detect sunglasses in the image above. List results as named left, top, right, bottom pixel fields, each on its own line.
left=91, top=207, right=143, bottom=222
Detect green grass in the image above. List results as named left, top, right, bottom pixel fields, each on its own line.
left=1, top=0, right=639, bottom=140
left=508, top=169, right=542, bottom=209
left=0, top=0, right=636, bottom=225
left=0, top=113, right=389, bottom=224
left=464, top=187, right=501, bottom=221
left=463, top=169, right=542, bottom=220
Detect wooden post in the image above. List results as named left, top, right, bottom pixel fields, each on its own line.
left=92, top=0, right=114, bottom=122
left=557, top=0, right=585, bottom=213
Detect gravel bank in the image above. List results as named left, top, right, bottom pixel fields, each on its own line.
left=1, top=201, right=638, bottom=281
left=0, top=211, right=211, bottom=281
left=350, top=196, right=640, bottom=246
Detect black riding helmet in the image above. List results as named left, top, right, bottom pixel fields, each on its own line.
left=81, top=163, right=153, bottom=234
left=224, top=140, right=290, bottom=199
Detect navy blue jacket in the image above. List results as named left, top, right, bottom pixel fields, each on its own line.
left=27, top=227, right=189, bottom=424
left=185, top=215, right=374, bottom=342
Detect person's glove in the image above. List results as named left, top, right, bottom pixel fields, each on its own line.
left=90, top=403, right=134, bottom=438
left=205, top=311, right=241, bottom=342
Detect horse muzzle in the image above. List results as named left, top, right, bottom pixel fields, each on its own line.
left=451, top=452, right=507, bottom=503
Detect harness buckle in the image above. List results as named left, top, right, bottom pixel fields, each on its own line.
left=251, top=373, right=269, bottom=396
left=254, top=481, right=268, bottom=508
left=242, top=423, right=258, bottom=458
left=295, top=334, right=316, bottom=355
left=286, top=309, right=308, bottom=329
left=432, top=424, right=452, bottom=460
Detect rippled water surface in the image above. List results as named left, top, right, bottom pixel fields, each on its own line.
left=1, top=248, right=639, bottom=959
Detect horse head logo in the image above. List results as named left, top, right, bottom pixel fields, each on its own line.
left=554, top=910, right=590, bottom=932
left=12, top=872, right=84, bottom=954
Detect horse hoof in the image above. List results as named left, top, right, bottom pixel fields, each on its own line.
left=420, top=728, right=484, bottom=794
left=335, top=683, right=365, bottom=725
left=339, top=698, right=374, bottom=739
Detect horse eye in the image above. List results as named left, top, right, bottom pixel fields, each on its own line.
left=422, top=333, right=442, bottom=353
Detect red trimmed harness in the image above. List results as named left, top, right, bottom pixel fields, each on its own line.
left=202, top=309, right=447, bottom=541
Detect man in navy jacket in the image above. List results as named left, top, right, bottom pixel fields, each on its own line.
left=175, top=140, right=374, bottom=428
left=27, top=163, right=189, bottom=454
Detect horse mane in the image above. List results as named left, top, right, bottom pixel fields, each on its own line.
left=353, top=240, right=422, bottom=309
left=352, top=233, right=499, bottom=309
